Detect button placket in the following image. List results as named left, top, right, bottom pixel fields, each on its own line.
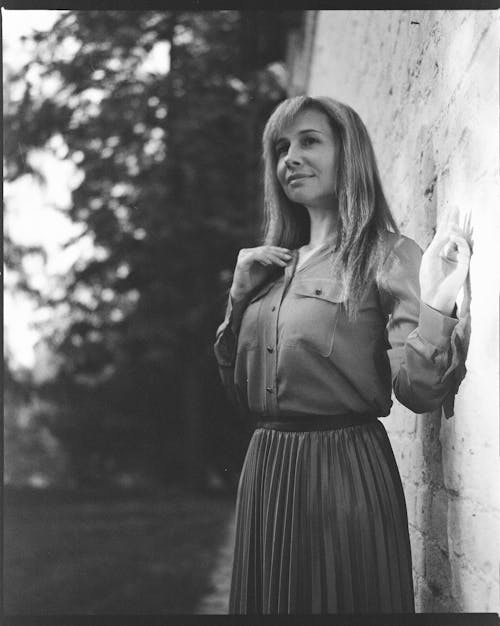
left=268, top=254, right=298, bottom=414
left=263, top=281, right=284, bottom=414
left=265, top=299, right=279, bottom=413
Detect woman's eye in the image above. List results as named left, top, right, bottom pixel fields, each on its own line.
left=275, top=144, right=288, bottom=157
left=302, top=136, right=318, bottom=147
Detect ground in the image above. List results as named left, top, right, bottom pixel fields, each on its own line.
left=4, top=486, right=235, bottom=615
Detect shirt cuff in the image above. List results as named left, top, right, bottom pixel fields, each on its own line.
left=418, top=301, right=459, bottom=350
left=213, top=293, right=250, bottom=367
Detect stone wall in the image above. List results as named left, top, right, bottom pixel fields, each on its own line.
left=299, top=10, right=499, bottom=612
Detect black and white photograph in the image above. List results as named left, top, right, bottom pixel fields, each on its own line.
left=3, top=8, right=499, bottom=621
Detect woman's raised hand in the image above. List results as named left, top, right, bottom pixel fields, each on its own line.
left=230, top=246, right=292, bottom=301
left=419, top=215, right=472, bottom=316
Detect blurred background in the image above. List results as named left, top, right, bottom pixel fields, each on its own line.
left=3, top=9, right=306, bottom=614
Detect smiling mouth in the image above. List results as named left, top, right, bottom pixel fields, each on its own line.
left=287, top=174, right=312, bottom=184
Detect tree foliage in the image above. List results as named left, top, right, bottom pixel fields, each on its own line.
left=5, top=10, right=295, bottom=487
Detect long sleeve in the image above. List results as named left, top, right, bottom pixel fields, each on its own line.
left=213, top=293, right=250, bottom=409
left=378, top=235, right=466, bottom=417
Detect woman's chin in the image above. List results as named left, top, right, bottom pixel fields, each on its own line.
left=285, top=191, right=312, bottom=205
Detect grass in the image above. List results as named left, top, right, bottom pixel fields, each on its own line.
left=3, top=486, right=235, bottom=614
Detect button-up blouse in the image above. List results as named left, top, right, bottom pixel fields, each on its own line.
left=214, top=232, right=465, bottom=419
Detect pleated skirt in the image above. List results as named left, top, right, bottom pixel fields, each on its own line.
left=229, top=420, right=415, bottom=614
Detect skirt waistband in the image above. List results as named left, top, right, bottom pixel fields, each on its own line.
left=252, top=411, right=378, bottom=432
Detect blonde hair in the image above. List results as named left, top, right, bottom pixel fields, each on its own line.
left=261, top=95, right=398, bottom=318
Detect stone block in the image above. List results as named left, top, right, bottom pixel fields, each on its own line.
left=424, top=537, right=452, bottom=604
left=430, top=489, right=449, bottom=554
left=404, top=481, right=419, bottom=525
left=450, top=564, right=499, bottom=612
left=409, top=525, right=425, bottom=579
left=448, top=500, right=500, bottom=577
left=415, top=484, right=432, bottom=529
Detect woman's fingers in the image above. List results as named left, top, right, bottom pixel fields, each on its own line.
left=428, top=228, right=452, bottom=252
left=434, top=211, right=472, bottom=242
left=430, top=223, right=471, bottom=255
left=252, top=246, right=292, bottom=266
left=267, top=248, right=293, bottom=262
left=460, top=211, right=473, bottom=241
left=257, top=249, right=292, bottom=267
left=233, top=246, right=293, bottom=298
left=449, top=234, right=471, bottom=263
left=439, top=206, right=470, bottom=236
left=267, top=246, right=292, bottom=253
left=438, top=234, right=471, bottom=267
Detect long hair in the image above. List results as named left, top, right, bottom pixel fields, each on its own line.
left=261, top=95, right=399, bottom=319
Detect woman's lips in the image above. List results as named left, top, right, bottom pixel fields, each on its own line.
left=287, top=174, right=313, bottom=184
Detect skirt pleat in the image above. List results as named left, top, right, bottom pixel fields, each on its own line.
left=229, top=420, right=415, bottom=614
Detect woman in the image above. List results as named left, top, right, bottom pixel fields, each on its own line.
left=213, top=96, right=470, bottom=614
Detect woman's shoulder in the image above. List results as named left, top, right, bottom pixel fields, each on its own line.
left=377, top=231, right=424, bottom=295
left=381, top=230, right=423, bottom=265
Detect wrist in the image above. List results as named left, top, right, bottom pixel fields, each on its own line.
left=230, top=285, right=248, bottom=302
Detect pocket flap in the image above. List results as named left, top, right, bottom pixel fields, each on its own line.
left=293, top=279, right=344, bottom=303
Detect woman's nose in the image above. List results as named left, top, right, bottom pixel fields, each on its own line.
left=284, top=149, right=302, bottom=168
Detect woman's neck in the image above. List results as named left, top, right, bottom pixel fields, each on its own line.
left=305, top=209, right=338, bottom=249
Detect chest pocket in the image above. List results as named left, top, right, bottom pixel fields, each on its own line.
left=237, top=281, right=276, bottom=351
left=282, top=278, right=345, bottom=357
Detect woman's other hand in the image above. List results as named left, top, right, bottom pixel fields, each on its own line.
left=230, top=246, right=292, bottom=301
left=420, top=217, right=472, bottom=316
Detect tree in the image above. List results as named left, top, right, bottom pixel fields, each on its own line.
left=5, top=10, right=295, bottom=488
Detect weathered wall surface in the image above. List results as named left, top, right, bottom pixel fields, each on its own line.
left=304, top=10, right=499, bottom=612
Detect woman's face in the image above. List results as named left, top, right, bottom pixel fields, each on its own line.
left=275, top=108, right=339, bottom=210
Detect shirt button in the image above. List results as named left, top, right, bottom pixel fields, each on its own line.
left=266, top=386, right=273, bottom=394
left=271, top=306, right=276, bottom=312
left=266, top=345, right=274, bottom=353
left=315, top=288, right=322, bottom=295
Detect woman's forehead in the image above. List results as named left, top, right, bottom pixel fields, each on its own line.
left=275, top=109, right=332, bottom=141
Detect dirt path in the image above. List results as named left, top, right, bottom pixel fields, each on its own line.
left=196, top=511, right=235, bottom=614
